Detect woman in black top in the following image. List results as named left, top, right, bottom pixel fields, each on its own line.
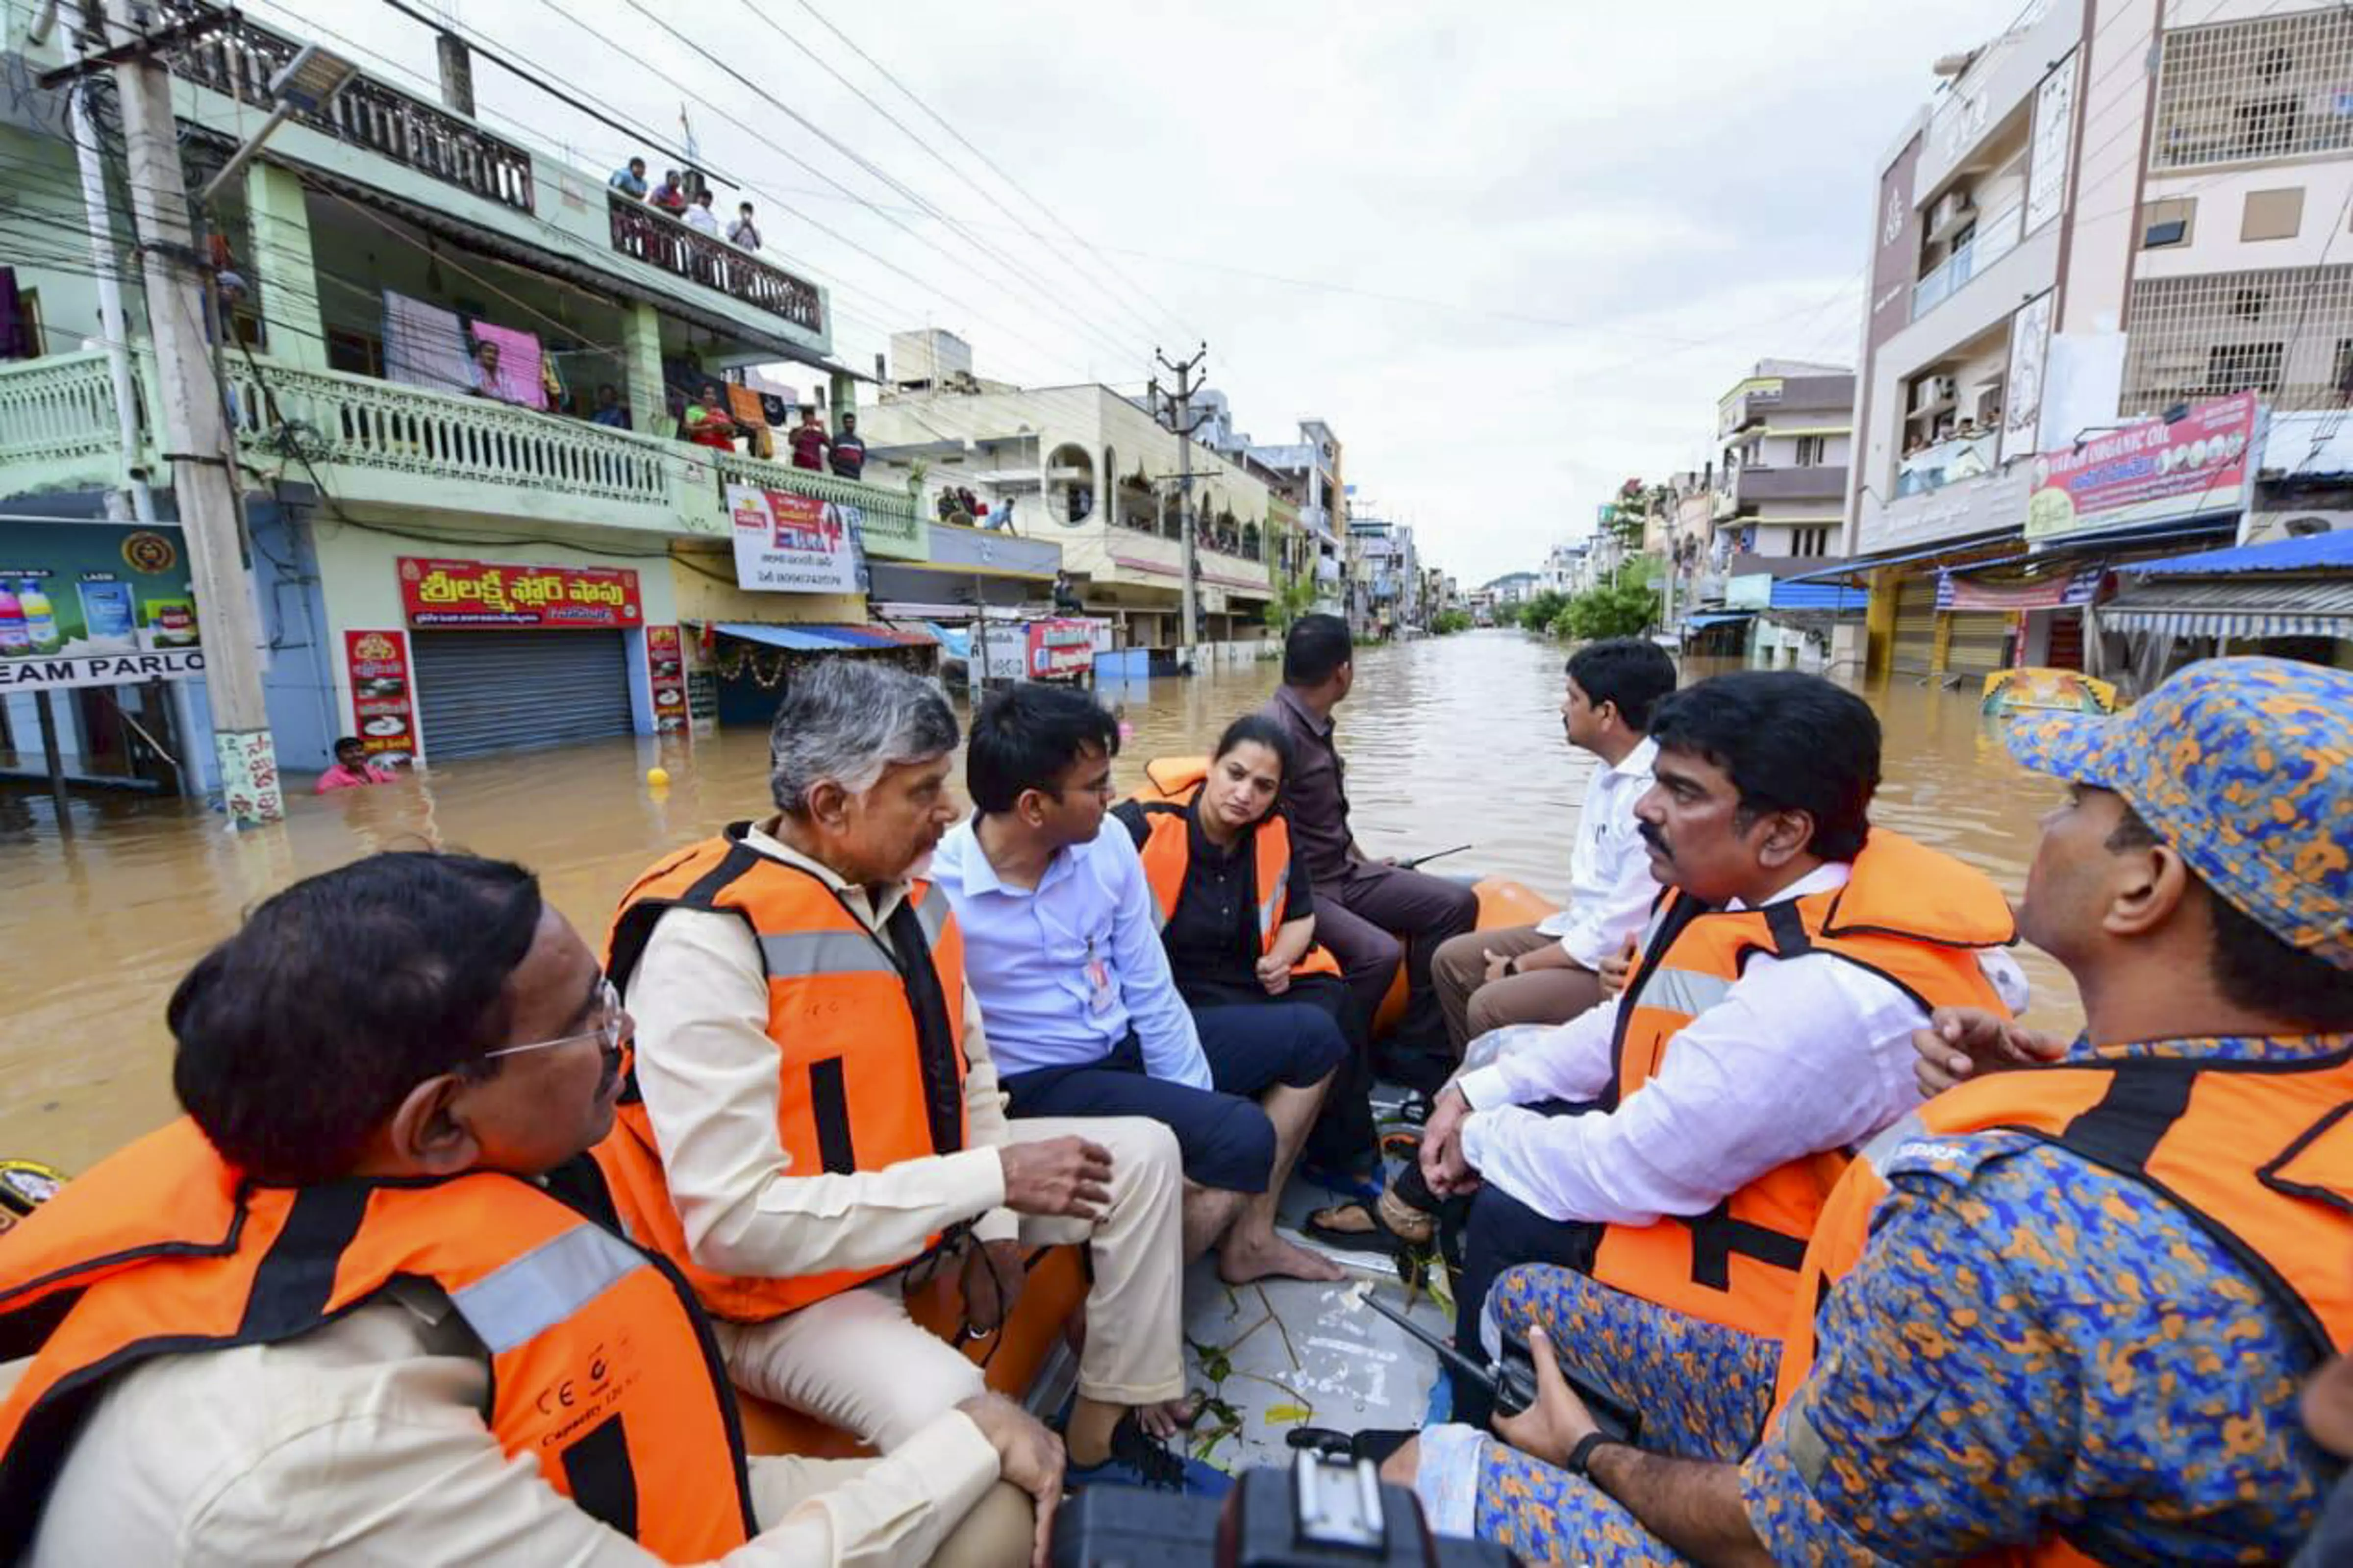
left=1112, top=716, right=1355, bottom=1278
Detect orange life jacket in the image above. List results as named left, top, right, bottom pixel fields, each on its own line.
left=596, top=824, right=971, bottom=1321
left=0, top=1118, right=755, bottom=1562
left=1587, top=829, right=2016, bottom=1338
left=1769, top=1041, right=2353, bottom=1566
left=1116, top=760, right=1341, bottom=980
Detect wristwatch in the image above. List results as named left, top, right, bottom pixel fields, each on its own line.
left=1565, top=1431, right=1617, bottom=1477
left=1502, top=955, right=1521, bottom=977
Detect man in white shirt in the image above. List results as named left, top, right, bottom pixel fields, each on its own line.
left=683, top=188, right=724, bottom=236
left=1430, top=638, right=1675, bottom=1050
left=1411, top=672, right=2020, bottom=1426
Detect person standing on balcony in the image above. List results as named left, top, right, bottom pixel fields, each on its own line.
left=790, top=406, right=832, bottom=472
left=829, top=413, right=866, bottom=481
left=727, top=202, right=763, bottom=250
left=465, top=339, right=504, bottom=402
left=609, top=157, right=649, bottom=198
left=590, top=383, right=631, bottom=430
left=651, top=170, right=688, bottom=214
left=684, top=190, right=723, bottom=241
left=681, top=395, right=738, bottom=453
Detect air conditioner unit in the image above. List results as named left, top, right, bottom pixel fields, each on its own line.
left=1930, top=375, right=1958, bottom=404
left=1928, top=187, right=1977, bottom=238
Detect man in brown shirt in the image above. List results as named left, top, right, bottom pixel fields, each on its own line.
left=1262, top=615, right=1479, bottom=1113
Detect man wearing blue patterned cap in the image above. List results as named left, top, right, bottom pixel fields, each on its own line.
left=1388, top=657, right=2353, bottom=1565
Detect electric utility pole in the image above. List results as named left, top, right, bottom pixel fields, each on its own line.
left=99, top=0, right=284, bottom=823
left=1149, top=344, right=1209, bottom=671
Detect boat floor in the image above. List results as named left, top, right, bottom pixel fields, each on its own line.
left=1032, top=1084, right=1456, bottom=1475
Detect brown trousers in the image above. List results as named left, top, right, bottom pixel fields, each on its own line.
left=1431, top=923, right=1606, bottom=1054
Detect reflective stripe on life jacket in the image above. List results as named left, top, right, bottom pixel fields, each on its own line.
left=0, top=1118, right=755, bottom=1562
left=1587, top=828, right=2017, bottom=1338
left=1113, top=764, right=1341, bottom=980
left=595, top=823, right=971, bottom=1321
left=1768, top=1040, right=2353, bottom=1566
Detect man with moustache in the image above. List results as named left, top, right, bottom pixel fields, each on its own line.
left=1410, top=672, right=2020, bottom=1426
left=594, top=660, right=1194, bottom=1496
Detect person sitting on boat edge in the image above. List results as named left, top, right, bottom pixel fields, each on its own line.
left=1108, top=713, right=1354, bottom=1287
left=1402, top=671, right=2021, bottom=1428
left=0, top=850, right=1051, bottom=1568
left=1431, top=638, right=1675, bottom=1052
left=931, top=683, right=1341, bottom=1291
left=597, top=661, right=1215, bottom=1499
left=1386, top=655, right=2353, bottom=1565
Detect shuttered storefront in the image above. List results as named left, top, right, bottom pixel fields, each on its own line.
left=1944, top=610, right=2012, bottom=677
left=413, top=630, right=633, bottom=761
left=1891, top=576, right=1937, bottom=674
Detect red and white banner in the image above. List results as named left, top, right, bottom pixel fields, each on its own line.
left=2025, top=392, right=2258, bottom=542
left=647, top=624, right=689, bottom=735
left=726, top=484, right=859, bottom=594
left=1025, top=618, right=1097, bottom=679
left=399, top=557, right=643, bottom=629
left=344, top=629, right=418, bottom=765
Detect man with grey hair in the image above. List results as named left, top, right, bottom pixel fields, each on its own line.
left=599, top=659, right=1212, bottom=1501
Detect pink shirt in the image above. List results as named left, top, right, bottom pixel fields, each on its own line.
left=315, top=762, right=393, bottom=793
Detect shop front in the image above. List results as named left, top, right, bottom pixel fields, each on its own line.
left=0, top=518, right=211, bottom=794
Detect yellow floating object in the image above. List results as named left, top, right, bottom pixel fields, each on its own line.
left=646, top=767, right=671, bottom=788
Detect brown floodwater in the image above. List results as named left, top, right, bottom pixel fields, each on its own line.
left=0, top=630, right=2080, bottom=1174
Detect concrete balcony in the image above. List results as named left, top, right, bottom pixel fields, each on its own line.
left=0, top=351, right=919, bottom=543
left=1911, top=201, right=2024, bottom=323
left=608, top=195, right=823, bottom=334
left=1732, top=464, right=1849, bottom=507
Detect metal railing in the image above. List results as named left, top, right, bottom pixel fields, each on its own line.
left=157, top=2, right=535, bottom=213
left=609, top=196, right=824, bottom=333
left=1911, top=201, right=2024, bottom=321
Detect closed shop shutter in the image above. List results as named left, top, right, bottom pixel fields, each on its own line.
left=413, top=630, right=633, bottom=761
left=1892, top=577, right=1937, bottom=674
left=1945, top=610, right=2012, bottom=676
left=2047, top=611, right=2085, bottom=672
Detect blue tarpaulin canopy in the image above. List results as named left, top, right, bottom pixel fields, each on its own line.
left=2129, top=530, right=2353, bottom=577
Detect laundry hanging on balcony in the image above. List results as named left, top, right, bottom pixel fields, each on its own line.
left=380, top=290, right=472, bottom=396
left=467, top=322, right=549, bottom=410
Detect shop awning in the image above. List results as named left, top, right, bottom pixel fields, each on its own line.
left=1768, top=582, right=1868, bottom=613
left=2130, top=529, right=2353, bottom=577
left=713, top=622, right=936, bottom=651
left=1685, top=611, right=1754, bottom=629
left=2099, top=578, right=2353, bottom=639
left=1779, top=529, right=2023, bottom=584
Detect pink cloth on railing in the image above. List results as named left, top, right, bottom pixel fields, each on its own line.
left=467, top=322, right=547, bottom=410
left=380, top=290, right=471, bottom=395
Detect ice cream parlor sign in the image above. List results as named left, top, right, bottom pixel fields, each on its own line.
left=0, top=522, right=206, bottom=694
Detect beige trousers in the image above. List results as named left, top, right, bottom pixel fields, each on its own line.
left=751, top=1461, right=1033, bottom=1568
left=717, top=1114, right=1186, bottom=1450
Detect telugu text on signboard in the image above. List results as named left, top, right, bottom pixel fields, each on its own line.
left=344, top=629, right=418, bottom=766
left=399, top=557, right=644, bottom=628
left=2025, top=392, right=2258, bottom=543
left=726, top=485, right=861, bottom=594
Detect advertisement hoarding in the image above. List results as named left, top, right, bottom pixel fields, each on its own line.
left=0, top=521, right=206, bottom=695
left=647, top=624, right=689, bottom=735
left=1025, top=618, right=1097, bottom=679
left=343, top=629, right=418, bottom=765
left=726, top=485, right=861, bottom=594
left=2025, top=392, right=2259, bottom=543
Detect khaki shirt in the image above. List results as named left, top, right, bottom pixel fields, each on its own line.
left=626, top=819, right=1022, bottom=1282
left=9, top=1284, right=997, bottom=1567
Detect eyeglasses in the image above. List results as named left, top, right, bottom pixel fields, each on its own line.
left=484, top=978, right=626, bottom=1063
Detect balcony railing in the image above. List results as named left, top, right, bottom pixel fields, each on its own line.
left=0, top=352, right=126, bottom=493
left=1911, top=200, right=2023, bottom=321
left=1733, top=464, right=1850, bottom=505
left=1896, top=432, right=1998, bottom=497
left=223, top=357, right=676, bottom=508
left=609, top=195, right=824, bottom=334
left=158, top=2, right=535, bottom=213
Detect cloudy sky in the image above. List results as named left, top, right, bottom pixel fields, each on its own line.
left=254, top=0, right=2027, bottom=586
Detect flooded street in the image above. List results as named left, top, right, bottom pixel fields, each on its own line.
left=0, top=630, right=2078, bottom=1173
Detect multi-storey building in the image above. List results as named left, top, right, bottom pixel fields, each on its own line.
left=858, top=358, right=1282, bottom=659
left=1846, top=0, right=2353, bottom=680
left=1245, top=419, right=1349, bottom=616
left=1711, top=361, right=1854, bottom=572
left=0, top=3, right=948, bottom=784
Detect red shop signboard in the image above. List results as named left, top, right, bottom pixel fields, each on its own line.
left=399, top=556, right=644, bottom=629
left=648, top=624, right=689, bottom=735
left=344, top=629, right=418, bottom=765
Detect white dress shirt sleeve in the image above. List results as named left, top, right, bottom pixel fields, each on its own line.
left=1099, top=830, right=1214, bottom=1092
left=1540, top=759, right=1662, bottom=971
left=1457, top=954, right=1931, bottom=1225
left=1453, top=1000, right=1622, bottom=1113
left=626, top=909, right=1007, bottom=1279
left=959, top=986, right=1021, bottom=1246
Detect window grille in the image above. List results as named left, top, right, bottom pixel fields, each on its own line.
left=2151, top=7, right=2353, bottom=171
left=2122, top=264, right=2353, bottom=413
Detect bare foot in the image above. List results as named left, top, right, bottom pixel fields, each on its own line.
left=1137, top=1392, right=1205, bottom=1440
left=1218, top=1230, right=1350, bottom=1285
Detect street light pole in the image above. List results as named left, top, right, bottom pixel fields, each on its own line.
left=1151, top=345, right=1210, bottom=673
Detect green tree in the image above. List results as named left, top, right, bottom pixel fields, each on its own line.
left=1432, top=608, right=1473, bottom=635
left=1513, top=589, right=1569, bottom=630
left=1549, top=560, right=1659, bottom=642
left=1265, top=571, right=1321, bottom=634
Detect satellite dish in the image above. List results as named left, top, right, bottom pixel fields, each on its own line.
left=2283, top=515, right=2333, bottom=538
